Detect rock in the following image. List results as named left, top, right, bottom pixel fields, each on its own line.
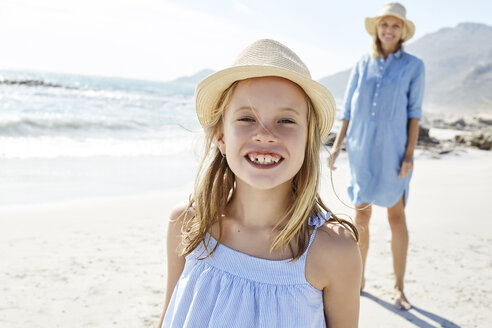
left=0, top=79, right=67, bottom=89
left=438, top=149, right=454, bottom=155
left=419, top=125, right=430, bottom=138
left=478, top=117, right=492, bottom=126
left=454, top=135, right=467, bottom=144
left=324, top=132, right=346, bottom=150
left=447, top=118, right=466, bottom=129
left=418, top=126, right=440, bottom=146
left=324, top=133, right=337, bottom=146
left=455, top=131, right=492, bottom=150
left=470, top=132, right=492, bottom=150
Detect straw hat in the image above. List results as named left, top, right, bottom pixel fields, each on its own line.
left=195, top=39, right=336, bottom=141
left=365, top=2, right=415, bottom=42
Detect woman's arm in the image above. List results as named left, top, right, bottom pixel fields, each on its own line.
left=328, top=59, right=361, bottom=170
left=328, top=119, right=349, bottom=170
left=306, top=225, right=362, bottom=327
left=342, top=62, right=361, bottom=122
left=398, top=118, right=419, bottom=178
left=399, top=59, right=425, bottom=178
left=157, top=203, right=189, bottom=327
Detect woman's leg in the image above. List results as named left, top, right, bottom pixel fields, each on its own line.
left=355, top=203, right=372, bottom=290
left=387, top=196, right=411, bottom=310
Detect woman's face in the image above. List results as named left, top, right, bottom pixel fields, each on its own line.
left=377, top=15, right=404, bottom=49
left=217, top=76, right=308, bottom=191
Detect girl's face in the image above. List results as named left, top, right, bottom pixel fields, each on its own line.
left=377, top=15, right=403, bottom=48
left=217, top=76, right=308, bottom=191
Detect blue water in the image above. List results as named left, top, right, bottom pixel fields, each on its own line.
left=0, top=70, right=200, bottom=159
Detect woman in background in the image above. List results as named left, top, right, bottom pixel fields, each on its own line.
left=329, top=2, right=425, bottom=310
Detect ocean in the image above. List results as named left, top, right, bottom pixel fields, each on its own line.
left=0, top=70, right=342, bottom=206
left=0, top=70, right=201, bottom=159
left=0, top=70, right=205, bottom=205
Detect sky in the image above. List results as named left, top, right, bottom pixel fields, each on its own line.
left=1, top=0, right=491, bottom=82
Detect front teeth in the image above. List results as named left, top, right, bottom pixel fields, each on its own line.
left=248, top=154, right=280, bottom=165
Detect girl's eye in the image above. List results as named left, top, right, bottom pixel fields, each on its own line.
left=279, top=119, right=295, bottom=124
left=238, top=117, right=255, bottom=122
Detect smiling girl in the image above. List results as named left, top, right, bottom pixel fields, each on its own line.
left=159, top=39, right=361, bottom=328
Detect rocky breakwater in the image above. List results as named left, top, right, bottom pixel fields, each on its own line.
left=424, top=114, right=492, bottom=151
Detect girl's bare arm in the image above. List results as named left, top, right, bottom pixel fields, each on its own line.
left=157, top=204, right=189, bottom=327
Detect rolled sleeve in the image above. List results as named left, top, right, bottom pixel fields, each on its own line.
left=343, top=64, right=360, bottom=121
left=407, top=60, right=425, bottom=119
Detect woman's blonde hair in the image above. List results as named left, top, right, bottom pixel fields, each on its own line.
left=179, top=80, right=358, bottom=261
left=371, top=17, right=406, bottom=58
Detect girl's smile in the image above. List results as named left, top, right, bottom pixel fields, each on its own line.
left=246, top=151, right=283, bottom=167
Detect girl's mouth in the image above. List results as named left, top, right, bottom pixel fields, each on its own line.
left=246, top=152, right=283, bottom=166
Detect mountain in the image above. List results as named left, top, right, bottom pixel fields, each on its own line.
left=318, top=70, right=350, bottom=103
left=170, top=69, right=215, bottom=85
left=319, top=22, right=492, bottom=113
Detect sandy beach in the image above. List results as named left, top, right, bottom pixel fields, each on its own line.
left=1, top=146, right=491, bottom=327
left=322, top=148, right=492, bottom=327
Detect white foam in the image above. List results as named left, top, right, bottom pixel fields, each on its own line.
left=0, top=132, right=199, bottom=159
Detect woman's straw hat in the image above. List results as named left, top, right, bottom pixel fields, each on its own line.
left=195, top=39, right=336, bottom=140
left=365, top=2, right=415, bottom=42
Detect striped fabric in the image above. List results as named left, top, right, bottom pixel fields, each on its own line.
left=162, top=214, right=328, bottom=328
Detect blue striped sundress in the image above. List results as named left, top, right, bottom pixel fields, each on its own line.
left=162, top=214, right=329, bottom=327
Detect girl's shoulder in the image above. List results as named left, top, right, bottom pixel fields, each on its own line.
left=169, top=200, right=195, bottom=221
left=168, top=200, right=195, bottom=234
left=315, top=222, right=359, bottom=258
left=306, top=222, right=361, bottom=290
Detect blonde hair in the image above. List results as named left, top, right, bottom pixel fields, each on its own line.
left=179, top=80, right=358, bottom=261
left=371, top=17, right=406, bottom=58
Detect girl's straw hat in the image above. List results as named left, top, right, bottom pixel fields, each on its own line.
left=195, top=39, right=336, bottom=140
left=365, top=2, right=415, bottom=42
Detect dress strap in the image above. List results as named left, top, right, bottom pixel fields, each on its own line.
left=306, top=212, right=330, bottom=248
left=308, top=212, right=329, bottom=229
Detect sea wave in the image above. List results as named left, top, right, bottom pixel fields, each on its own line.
left=0, top=79, right=70, bottom=89
left=0, top=70, right=201, bottom=158
left=0, top=116, right=163, bottom=137
left=0, top=130, right=201, bottom=159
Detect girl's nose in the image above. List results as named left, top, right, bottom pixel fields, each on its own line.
left=254, top=123, right=277, bottom=143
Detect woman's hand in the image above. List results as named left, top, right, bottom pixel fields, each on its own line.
left=399, top=118, right=419, bottom=178
left=398, top=155, right=413, bottom=178
left=327, top=120, right=349, bottom=171
left=327, top=148, right=340, bottom=170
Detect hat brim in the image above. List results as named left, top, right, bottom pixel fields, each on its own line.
left=195, top=65, right=336, bottom=141
left=365, top=15, right=415, bottom=42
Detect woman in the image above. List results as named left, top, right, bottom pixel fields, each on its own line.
left=329, top=2, right=425, bottom=310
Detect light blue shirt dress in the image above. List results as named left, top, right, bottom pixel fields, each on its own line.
left=343, top=50, right=425, bottom=207
left=162, top=214, right=329, bottom=327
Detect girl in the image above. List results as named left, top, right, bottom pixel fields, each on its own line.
left=160, top=39, right=361, bottom=327
left=329, top=2, right=425, bottom=311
